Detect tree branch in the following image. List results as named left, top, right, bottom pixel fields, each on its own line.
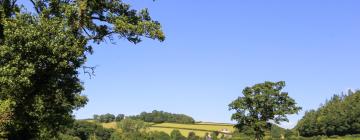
left=82, top=66, right=97, bottom=79
left=29, top=0, right=40, bottom=14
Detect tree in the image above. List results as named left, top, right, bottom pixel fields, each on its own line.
left=116, top=118, right=149, bottom=139
left=187, top=131, right=197, bottom=140
left=148, top=131, right=171, bottom=140
left=115, top=114, right=125, bottom=122
left=62, top=121, right=114, bottom=140
left=0, top=0, right=164, bottom=139
left=229, top=81, right=301, bottom=140
left=117, top=118, right=148, bottom=134
left=284, top=129, right=294, bottom=138
left=270, top=125, right=282, bottom=139
left=170, top=129, right=186, bottom=140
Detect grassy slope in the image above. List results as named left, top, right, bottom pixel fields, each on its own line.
left=100, top=121, right=235, bottom=137
left=96, top=121, right=360, bottom=139
left=149, top=122, right=235, bottom=137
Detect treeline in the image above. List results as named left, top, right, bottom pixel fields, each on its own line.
left=92, top=110, right=195, bottom=124
left=93, top=113, right=125, bottom=123
left=296, top=90, right=360, bottom=137
left=128, top=110, right=195, bottom=124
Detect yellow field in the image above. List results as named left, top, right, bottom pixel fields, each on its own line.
left=148, top=123, right=234, bottom=137
left=101, top=122, right=117, bottom=129
left=151, top=123, right=234, bottom=131
left=98, top=121, right=235, bottom=137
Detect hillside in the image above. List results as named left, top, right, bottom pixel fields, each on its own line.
left=100, top=121, right=235, bottom=137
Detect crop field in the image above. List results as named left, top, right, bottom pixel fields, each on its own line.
left=99, top=121, right=235, bottom=137
left=149, top=122, right=234, bottom=137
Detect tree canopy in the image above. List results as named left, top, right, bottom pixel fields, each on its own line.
left=296, top=90, right=360, bottom=137
left=128, top=110, right=195, bottom=124
left=229, top=81, right=301, bottom=140
left=0, top=0, right=164, bottom=139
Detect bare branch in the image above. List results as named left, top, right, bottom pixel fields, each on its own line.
left=82, top=66, right=97, bottom=79
left=29, top=0, right=40, bottom=14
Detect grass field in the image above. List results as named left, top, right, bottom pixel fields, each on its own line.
left=149, top=122, right=234, bottom=137
left=101, top=122, right=117, bottom=129
left=99, top=121, right=235, bottom=137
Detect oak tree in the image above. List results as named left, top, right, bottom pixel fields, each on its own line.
left=229, top=81, right=301, bottom=140
left=0, top=0, right=164, bottom=139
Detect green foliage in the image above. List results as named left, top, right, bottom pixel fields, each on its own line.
left=117, top=118, right=148, bottom=134
left=148, top=131, right=171, bottom=140
left=187, top=131, right=199, bottom=140
left=0, top=0, right=164, bottom=139
left=113, top=119, right=152, bottom=140
left=210, top=131, right=219, bottom=140
left=51, top=133, right=81, bottom=140
left=284, top=129, right=295, bottom=138
left=1, top=13, right=88, bottom=139
left=129, top=110, right=195, bottom=124
left=270, top=125, right=282, bottom=139
left=62, top=120, right=114, bottom=140
left=110, top=131, right=123, bottom=140
left=115, top=114, right=125, bottom=122
left=94, top=113, right=116, bottom=123
left=229, top=81, right=301, bottom=140
left=0, top=99, right=13, bottom=137
left=170, top=129, right=186, bottom=140
left=296, top=90, right=360, bottom=137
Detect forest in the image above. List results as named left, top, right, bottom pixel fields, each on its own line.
left=296, top=90, right=360, bottom=137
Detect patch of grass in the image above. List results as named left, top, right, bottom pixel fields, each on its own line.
left=101, top=122, right=117, bottom=129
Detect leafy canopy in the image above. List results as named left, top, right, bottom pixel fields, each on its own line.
left=229, top=81, right=301, bottom=140
left=296, top=90, right=360, bottom=137
left=0, top=0, right=164, bottom=139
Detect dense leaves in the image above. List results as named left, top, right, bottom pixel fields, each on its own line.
left=93, top=113, right=115, bottom=123
left=0, top=0, right=164, bottom=139
left=229, top=81, right=301, bottom=140
left=170, top=129, right=186, bottom=140
left=296, top=90, right=360, bottom=137
left=61, top=120, right=115, bottom=140
left=129, top=110, right=195, bottom=124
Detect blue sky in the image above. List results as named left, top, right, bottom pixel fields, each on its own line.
left=19, top=0, right=360, bottom=129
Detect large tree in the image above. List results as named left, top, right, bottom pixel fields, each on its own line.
left=229, top=81, right=301, bottom=140
left=0, top=0, right=164, bottom=139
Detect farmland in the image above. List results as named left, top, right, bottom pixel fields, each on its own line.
left=100, top=121, right=235, bottom=137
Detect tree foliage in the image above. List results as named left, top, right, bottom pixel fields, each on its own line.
left=296, top=90, right=360, bottom=137
left=94, top=113, right=116, bottom=123
left=0, top=0, right=164, bottom=139
left=170, top=129, right=186, bottom=140
left=229, top=81, right=301, bottom=140
left=61, top=120, right=114, bottom=140
left=129, top=110, right=195, bottom=124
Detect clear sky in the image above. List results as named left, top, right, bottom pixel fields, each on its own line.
left=18, top=0, right=360, bottom=129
